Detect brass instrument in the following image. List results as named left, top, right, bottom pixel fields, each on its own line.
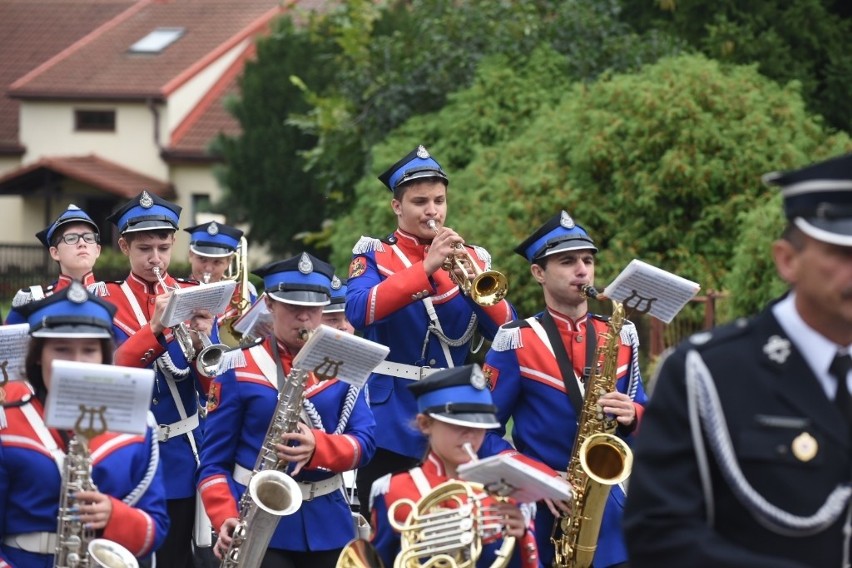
left=336, top=539, right=386, bottom=568
left=220, top=328, right=313, bottom=568
left=152, top=266, right=196, bottom=361
left=551, top=285, right=633, bottom=568
left=55, top=411, right=139, bottom=568
left=220, top=236, right=252, bottom=348
left=427, top=220, right=508, bottom=307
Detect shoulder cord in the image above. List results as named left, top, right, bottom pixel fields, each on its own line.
left=301, top=384, right=360, bottom=435
left=621, top=322, right=642, bottom=400
left=685, top=350, right=852, bottom=537
left=123, top=412, right=160, bottom=507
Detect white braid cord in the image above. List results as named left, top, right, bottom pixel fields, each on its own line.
left=301, top=384, right=360, bottom=436
left=123, top=412, right=161, bottom=507
left=685, top=350, right=852, bottom=537
left=156, top=352, right=191, bottom=377
left=621, top=322, right=641, bottom=400
left=428, top=313, right=477, bottom=347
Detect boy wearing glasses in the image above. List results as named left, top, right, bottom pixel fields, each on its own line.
left=5, top=204, right=102, bottom=324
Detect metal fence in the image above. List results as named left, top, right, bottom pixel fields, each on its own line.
left=0, top=244, right=51, bottom=304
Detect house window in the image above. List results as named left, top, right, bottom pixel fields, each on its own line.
left=129, top=27, right=185, bottom=54
left=75, top=110, right=116, bottom=132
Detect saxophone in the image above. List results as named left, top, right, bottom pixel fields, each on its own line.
left=55, top=434, right=139, bottom=568
left=220, top=331, right=312, bottom=568
left=551, top=286, right=634, bottom=568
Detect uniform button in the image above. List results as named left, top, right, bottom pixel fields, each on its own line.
left=422, top=290, right=429, bottom=296
left=140, top=357, right=147, bottom=364
left=411, top=294, right=419, bottom=301
left=429, top=359, right=437, bottom=366
left=149, top=298, right=155, bottom=304
left=576, top=335, right=584, bottom=343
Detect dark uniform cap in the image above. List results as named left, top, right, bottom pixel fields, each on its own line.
left=253, top=252, right=333, bottom=306
left=763, top=153, right=852, bottom=247
left=323, top=275, right=347, bottom=313
left=514, top=210, right=597, bottom=263
left=17, top=280, right=116, bottom=339
left=35, top=204, right=99, bottom=248
left=184, top=221, right=243, bottom=258
left=107, top=190, right=181, bottom=234
left=378, top=145, right=449, bottom=192
left=408, top=364, right=500, bottom=429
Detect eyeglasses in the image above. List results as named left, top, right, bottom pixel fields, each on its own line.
left=59, top=232, right=99, bottom=245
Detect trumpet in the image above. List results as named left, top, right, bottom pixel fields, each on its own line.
left=152, top=267, right=196, bottom=361
left=427, top=220, right=508, bottom=307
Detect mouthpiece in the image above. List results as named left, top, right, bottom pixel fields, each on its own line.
left=297, top=328, right=311, bottom=342
left=580, top=284, right=601, bottom=299
left=427, top=219, right=438, bottom=232
left=462, top=442, right=478, bottom=462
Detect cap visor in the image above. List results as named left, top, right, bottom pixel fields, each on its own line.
left=122, top=220, right=178, bottom=234
left=795, top=217, right=852, bottom=247
left=429, top=412, right=500, bottom=430
left=267, top=290, right=330, bottom=306
left=539, top=239, right=598, bottom=259
left=190, top=244, right=235, bottom=258
left=31, top=324, right=112, bottom=339
left=322, top=304, right=346, bottom=313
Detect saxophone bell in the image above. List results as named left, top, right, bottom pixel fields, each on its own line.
left=88, top=538, right=140, bottom=568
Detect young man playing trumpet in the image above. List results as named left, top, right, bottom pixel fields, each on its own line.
left=345, top=145, right=515, bottom=519
left=100, top=190, right=215, bottom=568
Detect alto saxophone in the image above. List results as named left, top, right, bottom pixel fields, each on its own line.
left=220, top=330, right=312, bottom=568
left=55, top=434, right=139, bottom=568
left=551, top=286, right=633, bottom=568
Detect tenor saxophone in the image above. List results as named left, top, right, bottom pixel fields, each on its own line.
left=220, top=331, right=311, bottom=568
left=551, top=286, right=633, bottom=568
left=55, top=435, right=139, bottom=568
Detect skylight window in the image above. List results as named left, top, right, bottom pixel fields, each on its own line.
left=129, top=27, right=185, bottom=54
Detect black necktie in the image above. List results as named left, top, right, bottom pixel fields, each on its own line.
left=828, top=353, right=852, bottom=426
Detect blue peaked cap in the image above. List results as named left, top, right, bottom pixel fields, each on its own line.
left=323, top=275, right=347, bottom=313
left=36, top=204, right=99, bottom=248
left=253, top=252, right=333, bottom=306
left=514, top=210, right=597, bottom=263
left=408, top=364, right=499, bottom=429
left=17, top=281, right=116, bottom=339
left=184, top=221, right=243, bottom=257
left=379, top=145, right=449, bottom=192
left=763, top=153, right=852, bottom=247
left=107, top=190, right=181, bottom=234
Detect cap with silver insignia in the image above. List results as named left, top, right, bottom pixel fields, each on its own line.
left=514, top=209, right=597, bottom=263
left=35, top=204, right=99, bottom=248
left=183, top=221, right=243, bottom=258
left=252, top=252, right=334, bottom=306
left=107, top=190, right=181, bottom=235
left=378, top=145, right=449, bottom=192
left=408, top=364, right=500, bottom=429
left=323, top=275, right=347, bottom=314
left=17, top=281, right=116, bottom=339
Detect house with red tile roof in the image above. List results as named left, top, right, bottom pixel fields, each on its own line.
left=0, top=0, right=315, bottom=259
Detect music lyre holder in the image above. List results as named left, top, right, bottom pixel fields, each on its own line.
left=621, top=289, right=656, bottom=317
left=313, top=357, right=343, bottom=382
left=0, top=360, right=9, bottom=388
left=74, top=404, right=109, bottom=440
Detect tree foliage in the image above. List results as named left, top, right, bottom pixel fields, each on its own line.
left=330, top=53, right=851, bottom=320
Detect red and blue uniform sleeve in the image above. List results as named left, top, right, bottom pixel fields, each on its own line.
left=0, top=443, right=12, bottom=567
left=483, top=345, right=523, bottom=440
left=308, top=387, right=375, bottom=472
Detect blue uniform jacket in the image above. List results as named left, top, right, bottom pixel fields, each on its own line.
left=0, top=383, right=169, bottom=566
left=345, top=229, right=515, bottom=459
left=197, top=337, right=376, bottom=552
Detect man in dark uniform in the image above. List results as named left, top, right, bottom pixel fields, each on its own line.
left=624, top=153, right=852, bottom=567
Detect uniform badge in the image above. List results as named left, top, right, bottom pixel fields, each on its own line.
left=470, top=366, right=487, bottom=390
left=482, top=364, right=499, bottom=391
left=763, top=335, right=791, bottom=364
left=298, top=252, right=313, bottom=275
left=331, top=275, right=342, bottom=290
left=560, top=210, right=575, bottom=229
left=690, top=331, right=713, bottom=345
left=791, top=431, right=818, bottom=462
left=416, top=145, right=430, bottom=159
left=206, top=383, right=220, bottom=413
left=139, top=191, right=154, bottom=209
left=207, top=222, right=219, bottom=236
left=67, top=281, right=88, bottom=304
left=349, top=257, right=366, bottom=279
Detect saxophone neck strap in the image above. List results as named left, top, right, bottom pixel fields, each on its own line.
left=538, top=311, right=597, bottom=416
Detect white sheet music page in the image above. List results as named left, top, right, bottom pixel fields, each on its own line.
left=602, top=259, right=700, bottom=324
left=0, top=323, right=30, bottom=381
left=161, top=280, right=236, bottom=327
left=232, top=292, right=272, bottom=339
left=45, top=360, right=155, bottom=435
left=292, top=324, right=390, bottom=388
left=457, top=453, right=573, bottom=503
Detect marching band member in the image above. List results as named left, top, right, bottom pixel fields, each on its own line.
left=624, top=155, right=852, bottom=566
left=100, top=191, right=214, bottom=567
left=346, top=145, right=515, bottom=518
left=198, top=252, right=376, bottom=568
left=6, top=204, right=102, bottom=324
left=483, top=211, right=647, bottom=568
left=321, top=276, right=355, bottom=334
left=370, top=364, right=541, bottom=568
left=0, top=282, right=169, bottom=565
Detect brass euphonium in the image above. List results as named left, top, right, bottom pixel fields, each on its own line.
left=426, top=220, right=508, bottom=307
left=551, top=285, right=633, bottom=568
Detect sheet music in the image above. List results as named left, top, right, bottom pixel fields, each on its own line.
left=457, top=454, right=573, bottom=503
left=602, top=259, right=700, bottom=324
left=232, top=292, right=272, bottom=339
left=293, top=324, right=390, bottom=388
left=161, top=280, right=236, bottom=328
left=0, top=323, right=30, bottom=382
left=44, top=360, right=154, bottom=435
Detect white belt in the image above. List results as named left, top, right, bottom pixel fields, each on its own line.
left=3, top=532, right=57, bottom=554
left=232, top=464, right=343, bottom=501
left=373, top=361, right=443, bottom=381
left=157, top=412, right=199, bottom=442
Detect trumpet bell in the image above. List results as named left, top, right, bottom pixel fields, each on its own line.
left=195, top=342, right=230, bottom=378
left=469, top=270, right=509, bottom=307
left=88, top=538, right=139, bottom=568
